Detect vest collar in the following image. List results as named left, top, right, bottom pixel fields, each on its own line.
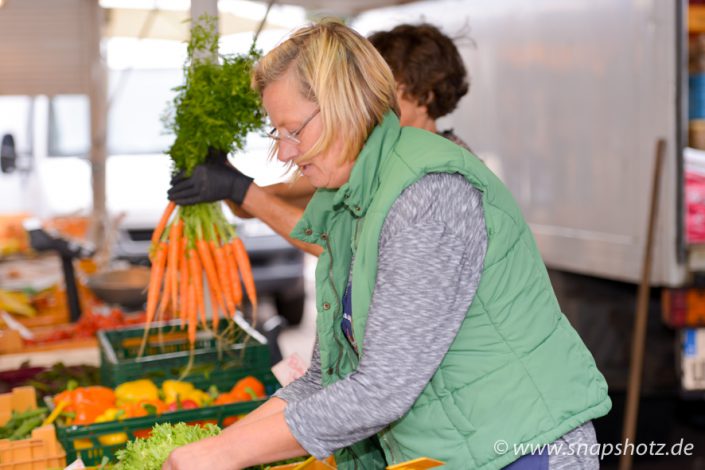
left=333, top=112, right=402, bottom=218
left=292, top=112, right=402, bottom=242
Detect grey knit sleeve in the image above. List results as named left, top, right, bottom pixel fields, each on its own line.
left=283, top=173, right=488, bottom=459
left=273, top=337, right=323, bottom=403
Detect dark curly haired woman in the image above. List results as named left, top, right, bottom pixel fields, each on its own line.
left=368, top=23, right=471, bottom=150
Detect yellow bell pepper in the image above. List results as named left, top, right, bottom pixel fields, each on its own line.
left=162, top=380, right=196, bottom=404
left=0, top=289, right=36, bottom=317
left=95, top=407, right=123, bottom=422
left=94, top=407, right=128, bottom=446
left=73, top=438, right=93, bottom=450
left=115, top=379, right=159, bottom=405
left=183, top=389, right=210, bottom=407
left=43, top=400, right=68, bottom=425
left=98, top=431, right=128, bottom=446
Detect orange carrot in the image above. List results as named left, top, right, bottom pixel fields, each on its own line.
left=151, top=201, right=176, bottom=247
left=189, top=248, right=208, bottom=330
left=179, top=247, right=189, bottom=327
left=140, top=241, right=169, bottom=357
left=231, top=237, right=257, bottom=321
left=145, top=242, right=168, bottom=327
left=168, top=219, right=183, bottom=314
left=211, top=240, right=235, bottom=316
left=208, top=280, right=222, bottom=331
left=196, top=240, right=226, bottom=328
left=157, top=263, right=173, bottom=321
left=187, top=281, right=197, bottom=345
left=224, top=243, right=243, bottom=307
left=184, top=268, right=192, bottom=331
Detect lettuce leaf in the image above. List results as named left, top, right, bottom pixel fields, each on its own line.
left=115, top=422, right=221, bottom=470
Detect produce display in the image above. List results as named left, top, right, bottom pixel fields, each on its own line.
left=51, top=374, right=271, bottom=466
left=0, top=283, right=63, bottom=325
left=25, top=308, right=146, bottom=347
left=0, top=14, right=275, bottom=470
left=0, top=289, right=35, bottom=317
left=52, top=376, right=265, bottom=430
left=0, top=214, right=30, bottom=257
left=145, top=15, right=265, bottom=349
left=0, top=259, right=145, bottom=353
left=114, top=422, right=307, bottom=470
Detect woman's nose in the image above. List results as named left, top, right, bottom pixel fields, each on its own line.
left=276, top=140, right=299, bottom=163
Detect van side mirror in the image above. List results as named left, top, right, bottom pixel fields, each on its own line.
left=1, top=134, right=17, bottom=174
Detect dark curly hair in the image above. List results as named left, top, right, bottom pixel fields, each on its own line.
left=368, top=23, right=469, bottom=119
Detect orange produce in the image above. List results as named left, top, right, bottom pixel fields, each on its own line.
left=213, top=392, right=240, bottom=406
left=54, top=386, right=116, bottom=425
left=231, top=376, right=265, bottom=399
left=121, top=399, right=167, bottom=418
left=143, top=199, right=259, bottom=351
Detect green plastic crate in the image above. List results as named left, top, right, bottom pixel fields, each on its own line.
left=56, top=371, right=280, bottom=466
left=98, top=319, right=271, bottom=391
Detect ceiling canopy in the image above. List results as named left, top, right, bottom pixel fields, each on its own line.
left=271, top=0, right=418, bottom=16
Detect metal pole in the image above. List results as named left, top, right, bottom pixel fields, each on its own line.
left=619, top=139, right=666, bottom=470
left=191, top=0, right=219, bottom=34
left=253, top=0, right=276, bottom=45
left=89, top=0, right=108, bottom=250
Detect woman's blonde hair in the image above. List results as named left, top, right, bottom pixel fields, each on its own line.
left=252, top=19, right=399, bottom=164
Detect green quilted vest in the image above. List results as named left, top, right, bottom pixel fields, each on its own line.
left=291, top=113, right=611, bottom=470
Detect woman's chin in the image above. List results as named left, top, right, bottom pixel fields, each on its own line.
left=301, top=166, right=320, bottom=186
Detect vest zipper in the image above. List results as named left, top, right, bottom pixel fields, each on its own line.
left=325, top=226, right=383, bottom=469
left=346, top=444, right=361, bottom=469
left=352, top=218, right=363, bottom=256
left=348, top=217, right=364, bottom=349
left=323, top=234, right=345, bottom=377
left=380, top=426, right=400, bottom=464
left=325, top=232, right=367, bottom=470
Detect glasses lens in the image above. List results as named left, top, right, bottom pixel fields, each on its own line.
left=284, top=133, right=300, bottom=145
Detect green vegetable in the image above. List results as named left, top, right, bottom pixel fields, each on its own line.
left=162, top=14, right=265, bottom=176
left=24, top=362, right=100, bottom=401
left=0, top=407, right=48, bottom=440
left=114, top=422, right=221, bottom=470
left=113, top=419, right=307, bottom=470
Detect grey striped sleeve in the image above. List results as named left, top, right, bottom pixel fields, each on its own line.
left=282, top=173, right=488, bottom=459
left=549, top=421, right=600, bottom=469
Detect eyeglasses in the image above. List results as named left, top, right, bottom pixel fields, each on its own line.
left=267, top=108, right=320, bottom=145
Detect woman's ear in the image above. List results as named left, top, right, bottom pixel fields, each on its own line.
left=423, top=90, right=435, bottom=107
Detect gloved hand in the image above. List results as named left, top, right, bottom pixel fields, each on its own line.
left=167, top=148, right=254, bottom=206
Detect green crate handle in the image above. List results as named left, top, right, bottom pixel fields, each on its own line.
left=98, top=319, right=259, bottom=364
left=98, top=319, right=272, bottom=390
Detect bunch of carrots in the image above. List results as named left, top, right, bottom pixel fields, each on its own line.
left=140, top=16, right=263, bottom=352
left=144, top=200, right=257, bottom=348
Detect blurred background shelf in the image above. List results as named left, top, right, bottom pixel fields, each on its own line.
left=0, top=345, right=100, bottom=370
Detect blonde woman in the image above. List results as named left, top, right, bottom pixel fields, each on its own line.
left=164, top=20, right=610, bottom=470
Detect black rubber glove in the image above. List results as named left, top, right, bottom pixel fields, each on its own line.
left=167, top=148, right=254, bottom=206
